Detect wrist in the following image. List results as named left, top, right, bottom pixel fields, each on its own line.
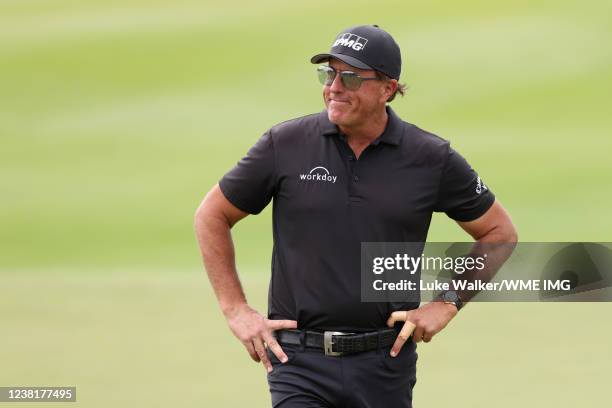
left=221, top=301, right=249, bottom=319
left=435, top=290, right=463, bottom=312
left=440, top=300, right=459, bottom=315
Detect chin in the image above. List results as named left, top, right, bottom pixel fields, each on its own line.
left=327, top=108, right=350, bottom=126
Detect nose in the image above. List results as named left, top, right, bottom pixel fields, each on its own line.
left=329, top=72, right=345, bottom=92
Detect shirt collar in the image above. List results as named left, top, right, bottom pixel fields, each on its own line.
left=318, top=106, right=403, bottom=146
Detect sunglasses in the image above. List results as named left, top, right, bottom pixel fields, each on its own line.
left=317, top=65, right=380, bottom=91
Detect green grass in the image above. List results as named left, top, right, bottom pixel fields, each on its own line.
left=1, top=0, right=611, bottom=406
left=1, top=272, right=611, bottom=407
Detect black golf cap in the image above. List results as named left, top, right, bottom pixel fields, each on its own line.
left=310, top=24, right=402, bottom=80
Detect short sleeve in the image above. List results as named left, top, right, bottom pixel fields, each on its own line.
left=219, top=131, right=276, bottom=214
left=434, top=145, right=495, bottom=222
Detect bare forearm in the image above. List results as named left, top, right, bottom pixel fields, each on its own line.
left=454, top=221, right=518, bottom=303
left=194, top=190, right=297, bottom=369
left=194, top=206, right=247, bottom=317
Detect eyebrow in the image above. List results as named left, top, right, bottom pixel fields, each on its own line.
left=328, top=64, right=362, bottom=73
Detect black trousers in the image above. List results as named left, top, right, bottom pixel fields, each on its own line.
left=267, top=339, right=417, bottom=407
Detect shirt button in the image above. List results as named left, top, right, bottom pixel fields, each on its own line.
left=353, top=175, right=359, bottom=182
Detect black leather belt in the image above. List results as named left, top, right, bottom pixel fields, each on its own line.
left=275, top=328, right=401, bottom=356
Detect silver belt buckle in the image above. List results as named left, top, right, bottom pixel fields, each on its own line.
left=323, top=331, right=353, bottom=356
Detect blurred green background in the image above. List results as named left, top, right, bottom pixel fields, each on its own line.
left=1, top=0, right=611, bottom=406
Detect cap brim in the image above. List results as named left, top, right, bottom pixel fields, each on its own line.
left=310, top=53, right=373, bottom=71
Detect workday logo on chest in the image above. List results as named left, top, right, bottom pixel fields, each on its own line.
left=299, top=166, right=337, bottom=184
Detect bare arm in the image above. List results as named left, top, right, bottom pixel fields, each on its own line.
left=194, top=184, right=296, bottom=372
left=456, top=199, right=518, bottom=243
left=194, top=184, right=249, bottom=315
left=387, top=200, right=518, bottom=355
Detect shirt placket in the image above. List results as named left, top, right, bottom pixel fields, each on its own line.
left=335, top=134, right=375, bottom=205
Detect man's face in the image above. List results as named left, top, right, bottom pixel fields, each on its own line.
left=322, top=58, right=394, bottom=129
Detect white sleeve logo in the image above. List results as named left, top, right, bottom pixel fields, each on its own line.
left=476, top=176, right=488, bottom=194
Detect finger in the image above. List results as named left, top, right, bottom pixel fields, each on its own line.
left=244, top=341, right=260, bottom=362
left=422, top=332, right=432, bottom=343
left=390, top=320, right=416, bottom=357
left=263, top=334, right=289, bottom=363
left=413, top=326, right=425, bottom=343
left=386, top=311, right=409, bottom=327
left=266, top=319, right=298, bottom=331
left=253, top=338, right=273, bottom=373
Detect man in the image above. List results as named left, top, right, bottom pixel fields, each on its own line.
left=195, top=24, right=517, bottom=407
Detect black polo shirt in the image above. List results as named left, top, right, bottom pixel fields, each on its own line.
left=219, top=106, right=495, bottom=331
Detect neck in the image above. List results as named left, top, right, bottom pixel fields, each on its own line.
left=339, top=108, right=388, bottom=145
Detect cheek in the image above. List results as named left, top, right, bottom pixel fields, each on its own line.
left=360, top=93, right=379, bottom=111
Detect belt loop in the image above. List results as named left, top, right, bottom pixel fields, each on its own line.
left=377, top=329, right=383, bottom=354
left=299, top=330, right=306, bottom=352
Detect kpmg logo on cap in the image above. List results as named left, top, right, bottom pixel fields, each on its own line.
left=333, top=32, right=368, bottom=51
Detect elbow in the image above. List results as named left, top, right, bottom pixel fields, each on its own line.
left=506, top=228, right=519, bottom=246
left=502, top=220, right=519, bottom=244
left=496, top=201, right=518, bottom=243
left=509, top=226, right=519, bottom=243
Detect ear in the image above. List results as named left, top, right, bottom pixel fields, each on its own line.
left=380, top=79, right=398, bottom=102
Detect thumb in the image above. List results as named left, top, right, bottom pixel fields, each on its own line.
left=266, top=319, right=298, bottom=331
left=387, top=310, right=416, bottom=327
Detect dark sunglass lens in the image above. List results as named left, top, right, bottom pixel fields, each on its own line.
left=341, top=72, right=362, bottom=90
left=317, top=67, right=334, bottom=85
